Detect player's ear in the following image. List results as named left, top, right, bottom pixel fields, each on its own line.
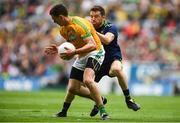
left=102, top=15, right=106, bottom=19
left=59, top=15, right=64, bottom=19
left=59, top=15, right=67, bottom=23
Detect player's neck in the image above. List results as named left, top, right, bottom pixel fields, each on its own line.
left=97, top=20, right=105, bottom=29
left=64, top=16, right=73, bottom=26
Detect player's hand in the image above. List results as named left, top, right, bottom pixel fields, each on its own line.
left=60, top=47, right=76, bottom=60
left=44, top=44, right=58, bottom=56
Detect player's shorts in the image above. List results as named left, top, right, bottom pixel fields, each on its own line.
left=70, top=58, right=122, bottom=83
left=70, top=67, right=84, bottom=82
left=72, top=48, right=105, bottom=72
left=70, top=48, right=105, bottom=81
left=95, top=58, right=122, bottom=82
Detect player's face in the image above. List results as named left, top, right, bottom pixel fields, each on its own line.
left=51, top=15, right=66, bottom=26
left=90, top=11, right=105, bottom=29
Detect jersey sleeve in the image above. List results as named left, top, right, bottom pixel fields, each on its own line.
left=72, top=18, right=92, bottom=39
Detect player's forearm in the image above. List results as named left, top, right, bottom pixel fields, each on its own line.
left=74, top=43, right=96, bottom=55
left=97, top=32, right=113, bottom=45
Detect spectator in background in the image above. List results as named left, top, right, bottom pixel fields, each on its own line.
left=0, top=0, right=179, bottom=87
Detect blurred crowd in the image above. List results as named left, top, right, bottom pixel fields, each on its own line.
left=0, top=0, right=179, bottom=78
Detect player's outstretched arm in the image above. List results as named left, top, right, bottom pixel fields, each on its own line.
left=44, top=44, right=58, bottom=56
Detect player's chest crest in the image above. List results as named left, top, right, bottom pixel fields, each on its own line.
left=65, top=29, right=77, bottom=42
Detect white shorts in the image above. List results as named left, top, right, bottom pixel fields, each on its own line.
left=72, top=48, right=105, bottom=71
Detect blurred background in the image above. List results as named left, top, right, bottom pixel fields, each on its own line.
left=0, top=0, right=179, bottom=96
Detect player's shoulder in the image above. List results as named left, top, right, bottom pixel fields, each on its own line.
left=71, top=16, right=91, bottom=32
left=104, top=21, right=118, bottom=33
left=104, top=21, right=117, bottom=30
left=71, top=16, right=89, bottom=24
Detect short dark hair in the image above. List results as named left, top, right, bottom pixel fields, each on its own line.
left=90, top=5, right=105, bottom=16
left=49, top=4, right=68, bottom=16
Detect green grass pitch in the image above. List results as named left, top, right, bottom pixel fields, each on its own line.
left=0, top=90, right=180, bottom=122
